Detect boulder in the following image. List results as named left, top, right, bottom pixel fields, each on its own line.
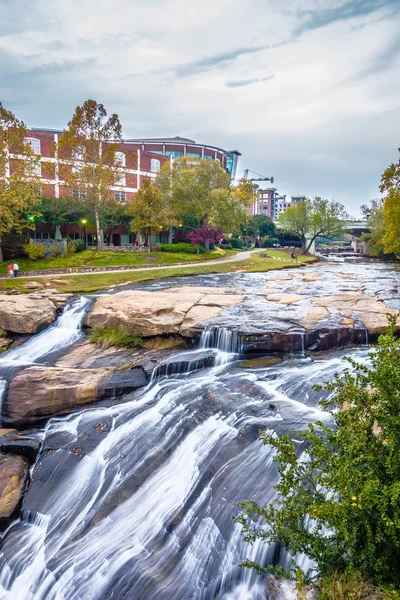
left=86, top=290, right=204, bottom=337
left=86, top=288, right=245, bottom=338
left=0, top=294, right=56, bottom=334
left=0, top=454, right=29, bottom=519
left=4, top=365, right=148, bottom=425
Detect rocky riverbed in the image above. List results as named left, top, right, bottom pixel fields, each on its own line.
left=0, top=259, right=397, bottom=599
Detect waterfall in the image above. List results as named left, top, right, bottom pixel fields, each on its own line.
left=152, top=327, right=240, bottom=382
left=199, top=326, right=241, bottom=366
left=0, top=296, right=91, bottom=367
left=0, top=337, right=370, bottom=599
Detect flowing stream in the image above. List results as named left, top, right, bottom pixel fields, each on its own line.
left=0, top=297, right=91, bottom=413
left=0, top=311, right=370, bottom=600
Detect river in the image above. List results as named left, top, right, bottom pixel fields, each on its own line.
left=0, top=260, right=398, bottom=600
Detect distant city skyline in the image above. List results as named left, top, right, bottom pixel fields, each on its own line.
left=1, top=0, right=399, bottom=215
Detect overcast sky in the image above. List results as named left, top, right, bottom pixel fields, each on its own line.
left=1, top=0, right=399, bottom=214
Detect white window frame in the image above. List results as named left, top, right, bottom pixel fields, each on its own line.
left=25, top=137, right=41, bottom=154
left=114, top=190, right=126, bottom=203
left=114, top=151, right=126, bottom=167
left=150, top=158, right=161, bottom=173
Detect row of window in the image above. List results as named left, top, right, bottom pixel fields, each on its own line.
left=23, top=139, right=222, bottom=167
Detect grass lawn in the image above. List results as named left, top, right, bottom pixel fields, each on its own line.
left=0, top=248, right=239, bottom=273
left=1, top=250, right=317, bottom=294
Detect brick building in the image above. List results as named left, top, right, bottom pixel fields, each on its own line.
left=14, top=129, right=240, bottom=245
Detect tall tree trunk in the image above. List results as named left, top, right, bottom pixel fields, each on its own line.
left=0, top=237, right=3, bottom=263
left=205, top=238, right=210, bottom=251
left=95, top=207, right=103, bottom=251
left=148, top=228, right=151, bottom=255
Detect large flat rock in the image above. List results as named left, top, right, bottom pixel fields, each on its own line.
left=0, top=295, right=56, bottom=334
left=86, top=288, right=245, bottom=338
left=4, top=365, right=148, bottom=425
left=0, top=454, right=29, bottom=519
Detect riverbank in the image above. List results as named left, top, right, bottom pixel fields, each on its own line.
left=2, top=249, right=317, bottom=293
left=0, top=248, right=240, bottom=275
left=0, top=258, right=398, bottom=598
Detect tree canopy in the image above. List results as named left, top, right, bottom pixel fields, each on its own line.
left=380, top=157, right=400, bottom=258
left=236, top=316, right=400, bottom=588
left=57, top=99, right=130, bottom=251
left=0, top=103, right=41, bottom=261
left=156, top=158, right=253, bottom=235
left=126, top=178, right=176, bottom=253
left=277, top=197, right=348, bottom=253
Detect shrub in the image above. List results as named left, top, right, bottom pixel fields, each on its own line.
left=48, top=245, right=61, bottom=258
left=74, top=239, right=86, bottom=253
left=66, top=238, right=78, bottom=255
left=236, top=316, right=400, bottom=587
left=161, top=242, right=205, bottom=254
left=219, top=243, right=232, bottom=250
left=212, top=247, right=225, bottom=256
left=316, top=571, right=388, bottom=600
left=229, top=238, right=245, bottom=249
left=89, top=326, right=144, bottom=349
left=23, top=243, right=46, bottom=260
left=261, top=237, right=279, bottom=248
left=152, top=243, right=162, bottom=252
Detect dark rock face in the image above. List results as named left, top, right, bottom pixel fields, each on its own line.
left=240, top=327, right=368, bottom=355
left=0, top=454, right=30, bottom=519
left=3, top=366, right=148, bottom=426
left=0, top=430, right=42, bottom=462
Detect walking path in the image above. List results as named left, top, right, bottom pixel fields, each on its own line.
left=8, top=249, right=263, bottom=280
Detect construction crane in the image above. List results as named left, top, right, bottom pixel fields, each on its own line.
left=243, top=169, right=274, bottom=185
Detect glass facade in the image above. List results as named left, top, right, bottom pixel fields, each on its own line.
left=166, top=151, right=183, bottom=158
left=187, top=152, right=201, bottom=158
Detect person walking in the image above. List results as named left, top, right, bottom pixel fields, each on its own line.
left=7, top=264, right=13, bottom=278
left=13, top=262, right=19, bottom=277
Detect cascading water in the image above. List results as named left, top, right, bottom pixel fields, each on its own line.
left=0, top=296, right=91, bottom=367
left=0, top=298, right=370, bottom=600
left=199, top=326, right=241, bottom=366
left=0, top=297, right=91, bottom=422
left=152, top=327, right=240, bottom=382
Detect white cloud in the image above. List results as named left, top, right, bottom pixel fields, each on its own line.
left=1, top=0, right=399, bottom=212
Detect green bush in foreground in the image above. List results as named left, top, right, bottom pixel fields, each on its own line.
left=89, top=326, right=143, bottom=349
left=235, top=315, right=400, bottom=589
left=161, top=242, right=205, bottom=254
left=23, top=243, right=46, bottom=260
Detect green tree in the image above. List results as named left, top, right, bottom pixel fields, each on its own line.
left=360, top=200, right=386, bottom=257
left=252, top=215, right=276, bottom=239
left=99, top=199, right=130, bottom=246
left=57, top=99, right=130, bottom=251
left=0, top=103, right=41, bottom=261
left=157, top=158, right=253, bottom=247
left=127, top=178, right=176, bottom=254
left=277, top=197, right=348, bottom=253
left=380, top=156, right=400, bottom=258
left=33, top=195, right=88, bottom=238
left=235, top=316, right=400, bottom=588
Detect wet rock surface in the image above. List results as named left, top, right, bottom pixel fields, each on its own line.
left=0, top=429, right=42, bottom=462
left=86, top=261, right=400, bottom=353
left=0, top=454, right=30, bottom=519
left=4, top=365, right=148, bottom=425
left=0, top=295, right=57, bottom=334
left=86, top=287, right=245, bottom=338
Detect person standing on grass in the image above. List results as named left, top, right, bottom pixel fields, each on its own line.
left=13, top=262, right=19, bottom=277
left=7, top=264, right=13, bottom=277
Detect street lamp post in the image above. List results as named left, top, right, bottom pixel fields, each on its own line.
left=81, top=219, right=87, bottom=247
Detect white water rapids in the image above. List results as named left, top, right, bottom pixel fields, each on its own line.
left=0, top=296, right=90, bottom=417
left=0, top=311, right=370, bottom=599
